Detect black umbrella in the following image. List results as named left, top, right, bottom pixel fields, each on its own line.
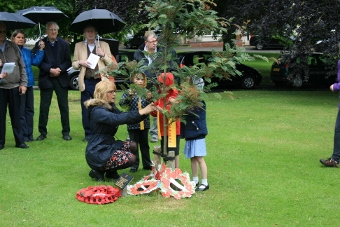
left=70, top=9, right=125, bottom=35
left=0, top=12, right=36, bottom=30
left=16, top=6, right=68, bottom=38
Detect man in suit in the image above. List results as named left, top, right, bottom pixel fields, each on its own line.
left=72, top=25, right=115, bottom=142
left=35, top=21, right=72, bottom=141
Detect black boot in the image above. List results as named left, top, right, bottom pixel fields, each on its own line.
left=89, top=169, right=105, bottom=181
left=105, top=170, right=120, bottom=180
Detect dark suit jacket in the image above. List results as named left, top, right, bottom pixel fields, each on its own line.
left=37, top=37, right=72, bottom=89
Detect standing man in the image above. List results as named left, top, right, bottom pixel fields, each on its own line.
left=72, top=25, right=115, bottom=142
left=134, top=31, right=177, bottom=143
left=0, top=22, right=28, bottom=149
left=35, top=21, right=72, bottom=141
left=134, top=31, right=160, bottom=143
left=320, top=59, right=340, bottom=167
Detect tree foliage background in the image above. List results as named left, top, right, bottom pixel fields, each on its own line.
left=215, top=0, right=340, bottom=63
left=2, top=0, right=340, bottom=69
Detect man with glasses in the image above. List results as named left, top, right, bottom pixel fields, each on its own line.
left=72, top=25, right=115, bottom=142
left=134, top=31, right=177, bottom=143
left=35, top=21, right=72, bottom=141
left=0, top=22, right=28, bottom=150
left=134, top=31, right=160, bottom=143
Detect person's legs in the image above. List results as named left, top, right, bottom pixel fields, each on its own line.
left=196, top=156, right=208, bottom=180
left=191, top=157, right=199, bottom=184
left=81, top=79, right=99, bottom=140
left=320, top=109, right=340, bottom=167
left=8, top=87, right=25, bottom=145
left=332, top=109, right=340, bottom=161
left=38, top=88, right=53, bottom=137
left=139, top=129, right=152, bottom=169
left=20, top=89, right=28, bottom=141
left=53, top=79, right=70, bottom=137
left=128, top=130, right=140, bottom=172
left=25, top=87, right=34, bottom=141
left=196, top=156, right=209, bottom=191
left=0, top=88, right=8, bottom=146
left=150, top=116, right=158, bottom=142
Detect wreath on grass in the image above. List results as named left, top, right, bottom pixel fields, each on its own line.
left=76, top=185, right=121, bottom=205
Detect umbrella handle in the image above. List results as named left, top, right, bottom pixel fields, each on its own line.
left=97, top=35, right=100, bottom=48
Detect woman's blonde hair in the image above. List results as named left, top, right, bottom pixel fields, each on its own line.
left=94, top=80, right=116, bottom=102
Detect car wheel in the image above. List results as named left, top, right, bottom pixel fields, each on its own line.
left=292, top=75, right=303, bottom=87
left=241, top=75, right=255, bottom=89
left=255, top=42, right=264, bottom=50
left=70, top=74, right=79, bottom=90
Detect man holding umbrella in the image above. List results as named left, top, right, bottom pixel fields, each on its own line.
left=72, top=25, right=115, bottom=142
left=35, top=21, right=72, bottom=141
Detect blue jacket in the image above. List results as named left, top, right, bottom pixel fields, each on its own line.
left=19, top=46, right=44, bottom=87
left=181, top=100, right=208, bottom=140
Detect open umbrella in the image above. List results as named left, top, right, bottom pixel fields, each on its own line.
left=16, top=6, right=68, bottom=38
left=0, top=12, right=36, bottom=30
left=70, top=9, right=125, bottom=35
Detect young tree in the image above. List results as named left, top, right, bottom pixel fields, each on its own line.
left=104, top=0, right=255, bottom=160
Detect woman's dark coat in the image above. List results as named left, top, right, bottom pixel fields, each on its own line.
left=85, top=99, right=147, bottom=168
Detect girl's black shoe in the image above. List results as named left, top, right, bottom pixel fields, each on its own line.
left=196, top=184, right=209, bottom=191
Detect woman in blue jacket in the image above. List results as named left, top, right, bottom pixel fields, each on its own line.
left=11, top=30, right=44, bottom=142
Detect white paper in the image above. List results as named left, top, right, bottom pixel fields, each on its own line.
left=1, top=62, right=16, bottom=74
left=87, top=53, right=100, bottom=69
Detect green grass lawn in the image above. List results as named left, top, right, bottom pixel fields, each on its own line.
left=1, top=89, right=339, bottom=226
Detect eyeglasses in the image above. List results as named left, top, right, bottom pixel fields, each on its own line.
left=0, top=30, right=6, bottom=34
left=107, top=90, right=116, bottom=94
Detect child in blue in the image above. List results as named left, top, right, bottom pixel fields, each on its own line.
left=182, top=77, right=209, bottom=191
left=119, top=72, right=153, bottom=172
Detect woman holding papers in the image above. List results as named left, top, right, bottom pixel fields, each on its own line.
left=72, top=24, right=116, bottom=142
left=0, top=22, right=28, bottom=150
left=11, top=29, right=45, bottom=142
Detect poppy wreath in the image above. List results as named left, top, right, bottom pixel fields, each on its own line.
left=128, top=164, right=196, bottom=199
left=159, top=167, right=196, bottom=200
left=127, top=180, right=160, bottom=195
left=76, top=185, right=121, bottom=204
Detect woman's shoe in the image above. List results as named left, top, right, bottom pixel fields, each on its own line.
left=196, top=184, right=209, bottom=191
left=105, top=170, right=120, bottom=180
left=89, top=169, right=105, bottom=181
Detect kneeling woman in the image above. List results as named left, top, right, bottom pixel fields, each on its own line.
left=84, top=80, right=157, bottom=181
